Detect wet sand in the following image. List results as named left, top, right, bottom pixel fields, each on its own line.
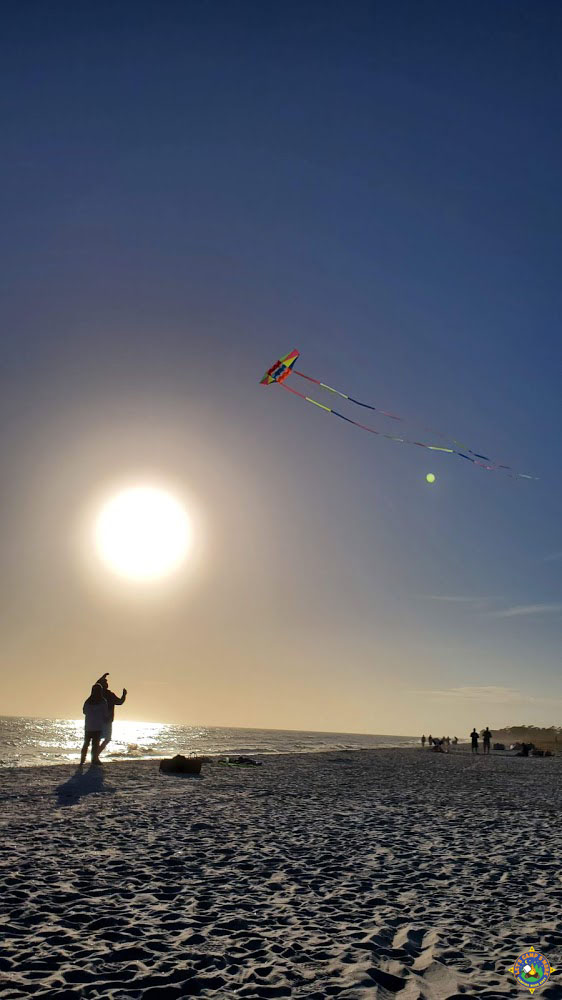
left=1, top=747, right=561, bottom=998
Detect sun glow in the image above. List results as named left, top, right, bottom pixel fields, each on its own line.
left=94, top=486, right=191, bottom=581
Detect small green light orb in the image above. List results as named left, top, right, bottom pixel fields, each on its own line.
left=426, top=472, right=436, bottom=484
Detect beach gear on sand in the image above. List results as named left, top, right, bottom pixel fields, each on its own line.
left=159, top=754, right=202, bottom=774
left=218, top=756, right=262, bottom=767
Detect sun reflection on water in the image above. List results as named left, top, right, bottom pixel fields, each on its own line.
left=11, top=718, right=175, bottom=763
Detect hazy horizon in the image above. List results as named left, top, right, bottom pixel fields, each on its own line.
left=2, top=2, right=561, bottom=735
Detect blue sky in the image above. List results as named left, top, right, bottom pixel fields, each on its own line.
left=1, top=1, right=561, bottom=732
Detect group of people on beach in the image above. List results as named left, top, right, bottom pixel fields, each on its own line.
left=80, top=674, right=127, bottom=765
left=421, top=734, right=458, bottom=749
left=420, top=728, right=493, bottom=753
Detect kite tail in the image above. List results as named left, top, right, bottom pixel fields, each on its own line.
left=293, top=370, right=402, bottom=419
left=291, top=369, right=536, bottom=479
left=281, top=381, right=537, bottom=479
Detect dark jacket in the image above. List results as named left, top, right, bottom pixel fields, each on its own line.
left=96, top=679, right=126, bottom=722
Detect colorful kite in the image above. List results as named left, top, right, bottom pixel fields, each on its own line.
left=260, top=350, right=537, bottom=480
left=260, top=349, right=299, bottom=386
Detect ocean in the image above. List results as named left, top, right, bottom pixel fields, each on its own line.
left=0, top=715, right=418, bottom=768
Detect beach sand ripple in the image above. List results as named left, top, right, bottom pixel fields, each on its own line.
left=1, top=748, right=561, bottom=998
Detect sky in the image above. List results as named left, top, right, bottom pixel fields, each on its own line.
left=1, top=1, right=561, bottom=736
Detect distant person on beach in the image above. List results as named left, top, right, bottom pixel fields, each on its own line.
left=470, top=728, right=479, bottom=754
left=482, top=727, right=492, bottom=754
left=428, top=734, right=433, bottom=745
left=452, top=736, right=458, bottom=745
left=81, top=684, right=109, bottom=765
left=96, top=673, right=127, bottom=755
left=421, top=734, right=426, bottom=747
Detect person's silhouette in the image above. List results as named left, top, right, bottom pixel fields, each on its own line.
left=96, top=673, right=127, bottom=755
left=81, top=684, right=109, bottom=765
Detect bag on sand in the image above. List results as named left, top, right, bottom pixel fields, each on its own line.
left=159, top=754, right=202, bottom=775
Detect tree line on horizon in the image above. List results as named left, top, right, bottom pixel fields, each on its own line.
left=492, top=725, right=561, bottom=746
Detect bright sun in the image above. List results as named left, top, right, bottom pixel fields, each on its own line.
left=95, top=486, right=191, bottom=581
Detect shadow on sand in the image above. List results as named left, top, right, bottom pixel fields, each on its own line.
left=56, top=764, right=115, bottom=807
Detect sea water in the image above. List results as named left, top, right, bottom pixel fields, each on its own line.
left=0, top=716, right=418, bottom=768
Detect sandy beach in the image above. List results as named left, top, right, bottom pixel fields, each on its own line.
left=1, top=747, right=561, bottom=999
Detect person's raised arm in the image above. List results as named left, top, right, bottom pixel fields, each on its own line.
left=114, top=688, right=127, bottom=705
